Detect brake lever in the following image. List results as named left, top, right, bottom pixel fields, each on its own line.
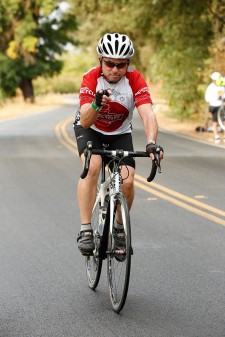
left=154, top=148, right=162, bottom=174
left=80, top=141, right=93, bottom=179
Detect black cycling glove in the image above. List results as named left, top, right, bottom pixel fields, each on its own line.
left=95, top=89, right=110, bottom=107
left=146, top=142, right=164, bottom=156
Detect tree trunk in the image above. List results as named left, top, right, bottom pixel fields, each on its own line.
left=20, top=78, right=35, bottom=103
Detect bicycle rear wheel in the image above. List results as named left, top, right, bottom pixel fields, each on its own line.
left=218, top=105, right=225, bottom=131
left=107, top=193, right=132, bottom=313
left=85, top=201, right=102, bottom=290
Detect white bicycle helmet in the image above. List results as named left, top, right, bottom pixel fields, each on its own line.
left=211, top=72, right=220, bottom=80
left=97, top=33, right=135, bottom=59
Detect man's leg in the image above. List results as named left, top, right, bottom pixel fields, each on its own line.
left=77, top=154, right=102, bottom=224
left=213, top=121, right=220, bottom=143
left=114, top=165, right=135, bottom=226
left=121, top=165, right=135, bottom=211
left=77, top=154, right=102, bottom=254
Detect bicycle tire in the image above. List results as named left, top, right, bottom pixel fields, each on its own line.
left=107, top=193, right=131, bottom=313
left=85, top=201, right=102, bottom=290
left=218, top=105, right=225, bottom=131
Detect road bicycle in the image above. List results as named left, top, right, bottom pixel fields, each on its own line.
left=218, top=99, right=225, bottom=132
left=80, top=141, right=162, bottom=313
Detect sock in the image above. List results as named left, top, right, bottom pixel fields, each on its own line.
left=114, top=221, right=123, bottom=230
left=81, top=223, right=92, bottom=231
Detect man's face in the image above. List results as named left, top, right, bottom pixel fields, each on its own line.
left=101, top=57, right=129, bottom=83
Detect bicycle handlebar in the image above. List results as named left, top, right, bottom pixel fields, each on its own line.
left=80, top=141, right=162, bottom=182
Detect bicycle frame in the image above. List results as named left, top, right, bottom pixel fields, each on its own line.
left=93, top=153, right=125, bottom=251
left=81, top=140, right=162, bottom=312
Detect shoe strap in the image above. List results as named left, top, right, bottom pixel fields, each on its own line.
left=77, top=230, right=93, bottom=242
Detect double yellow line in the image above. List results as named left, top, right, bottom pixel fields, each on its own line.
left=55, top=117, right=78, bottom=155
left=55, top=117, right=225, bottom=227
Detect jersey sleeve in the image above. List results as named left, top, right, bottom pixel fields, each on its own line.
left=79, top=67, right=101, bottom=106
left=128, top=70, right=152, bottom=107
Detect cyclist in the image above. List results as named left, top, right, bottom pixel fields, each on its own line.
left=205, top=71, right=225, bottom=143
left=74, top=33, right=163, bottom=255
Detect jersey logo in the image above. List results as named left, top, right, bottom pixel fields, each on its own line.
left=80, top=87, right=95, bottom=97
left=95, top=102, right=129, bottom=131
left=135, top=87, right=149, bottom=96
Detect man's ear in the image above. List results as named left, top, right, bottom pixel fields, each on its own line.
left=99, top=57, right=103, bottom=67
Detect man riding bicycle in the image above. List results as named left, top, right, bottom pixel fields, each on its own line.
left=74, top=32, right=163, bottom=255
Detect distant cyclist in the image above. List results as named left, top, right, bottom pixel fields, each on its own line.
left=205, top=72, right=225, bottom=143
left=74, top=33, right=163, bottom=255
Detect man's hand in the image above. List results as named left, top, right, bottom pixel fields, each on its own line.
left=95, top=89, right=112, bottom=107
left=146, top=142, right=164, bottom=161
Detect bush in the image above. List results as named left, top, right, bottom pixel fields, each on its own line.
left=51, top=79, right=80, bottom=94
left=34, top=75, right=80, bottom=95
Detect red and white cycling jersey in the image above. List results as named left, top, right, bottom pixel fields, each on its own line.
left=78, top=66, right=152, bottom=135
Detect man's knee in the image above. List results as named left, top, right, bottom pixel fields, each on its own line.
left=85, top=155, right=102, bottom=180
left=122, top=167, right=135, bottom=192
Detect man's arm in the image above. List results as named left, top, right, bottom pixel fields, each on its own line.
left=80, top=91, right=111, bottom=128
left=80, top=103, right=99, bottom=128
left=137, top=103, right=158, bottom=143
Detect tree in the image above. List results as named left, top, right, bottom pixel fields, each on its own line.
left=206, top=0, right=225, bottom=75
left=145, top=0, right=213, bottom=118
left=73, top=0, right=217, bottom=119
left=0, top=0, right=77, bottom=102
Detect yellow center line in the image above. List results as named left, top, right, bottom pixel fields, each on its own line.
left=55, top=118, right=78, bottom=155
left=134, top=180, right=225, bottom=226
left=135, top=174, right=225, bottom=218
left=55, top=117, right=225, bottom=227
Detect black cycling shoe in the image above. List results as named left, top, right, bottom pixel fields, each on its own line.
left=113, top=228, right=126, bottom=251
left=77, top=230, right=94, bottom=255
left=113, top=227, right=127, bottom=262
left=113, top=227, right=133, bottom=261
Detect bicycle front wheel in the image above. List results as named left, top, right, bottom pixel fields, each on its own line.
left=85, top=202, right=102, bottom=290
left=218, top=105, right=225, bottom=131
left=107, top=193, right=132, bottom=313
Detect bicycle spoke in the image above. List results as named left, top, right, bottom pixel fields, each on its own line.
left=107, top=194, right=131, bottom=313
left=85, top=201, right=102, bottom=289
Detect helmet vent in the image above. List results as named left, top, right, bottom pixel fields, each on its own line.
left=120, top=44, right=126, bottom=55
left=124, top=45, right=130, bottom=57
left=103, top=44, right=109, bottom=55
left=115, top=40, right=119, bottom=54
left=107, top=42, right=113, bottom=55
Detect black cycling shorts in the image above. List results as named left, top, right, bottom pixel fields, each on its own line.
left=209, top=106, right=220, bottom=122
left=74, top=125, right=135, bottom=169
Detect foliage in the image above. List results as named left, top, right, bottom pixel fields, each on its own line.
left=33, top=50, right=96, bottom=94
left=1, top=0, right=224, bottom=119
left=0, top=0, right=77, bottom=100
left=73, top=0, right=225, bottom=119
left=147, top=0, right=213, bottom=118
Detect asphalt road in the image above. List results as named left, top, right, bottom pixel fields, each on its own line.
left=1, top=104, right=225, bottom=337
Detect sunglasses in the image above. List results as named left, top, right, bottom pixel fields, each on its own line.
left=102, top=58, right=129, bottom=69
